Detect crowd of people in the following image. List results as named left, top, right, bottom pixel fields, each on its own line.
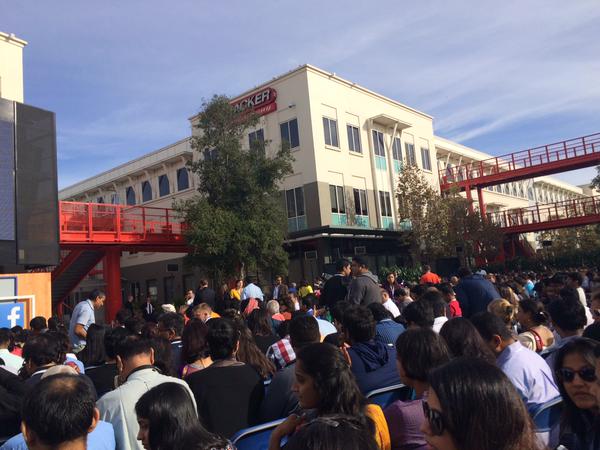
left=1, top=256, right=600, bottom=450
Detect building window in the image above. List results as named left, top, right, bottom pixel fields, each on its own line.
left=159, top=175, right=170, bottom=197
left=323, top=117, right=339, bottom=147
left=248, top=129, right=265, bottom=148
left=286, top=187, right=306, bottom=232
left=126, top=187, right=136, bottom=206
left=495, top=185, right=502, bottom=193
left=420, top=147, right=432, bottom=171
left=379, top=191, right=393, bottom=217
left=330, top=185, right=346, bottom=214
left=372, top=130, right=385, bottom=157
left=177, top=168, right=189, bottom=191
left=111, top=193, right=120, bottom=204
left=347, top=125, right=362, bottom=153
left=405, top=143, right=416, bottom=166
left=280, top=118, right=300, bottom=149
left=142, top=181, right=153, bottom=202
left=353, top=188, right=368, bottom=216
left=392, top=138, right=402, bottom=161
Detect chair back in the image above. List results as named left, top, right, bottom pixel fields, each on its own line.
left=231, top=418, right=285, bottom=450
left=366, top=383, right=412, bottom=409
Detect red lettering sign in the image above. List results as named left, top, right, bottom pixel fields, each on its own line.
left=232, top=88, right=277, bottom=116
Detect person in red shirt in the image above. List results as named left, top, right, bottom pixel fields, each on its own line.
left=419, top=265, right=441, bottom=285
left=439, top=283, right=463, bottom=318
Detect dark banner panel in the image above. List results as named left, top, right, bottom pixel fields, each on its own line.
left=15, top=102, right=59, bottom=266
left=0, top=99, right=15, bottom=242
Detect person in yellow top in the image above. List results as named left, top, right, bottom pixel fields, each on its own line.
left=298, top=280, right=313, bottom=299
left=229, top=279, right=243, bottom=301
left=268, top=343, right=391, bottom=450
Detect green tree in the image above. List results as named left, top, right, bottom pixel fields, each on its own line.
left=176, top=96, right=293, bottom=282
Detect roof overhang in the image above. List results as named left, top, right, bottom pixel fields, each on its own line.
left=370, top=114, right=412, bottom=130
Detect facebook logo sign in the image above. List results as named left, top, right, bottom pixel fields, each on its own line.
left=0, top=302, right=25, bottom=328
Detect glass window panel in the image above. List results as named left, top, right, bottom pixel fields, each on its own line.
left=295, top=187, right=305, bottom=216
left=360, top=190, right=368, bottom=215
left=289, top=119, right=299, bottom=148
left=337, top=186, right=346, bottom=213
left=159, top=175, right=170, bottom=197
left=354, top=189, right=361, bottom=215
left=330, top=185, right=338, bottom=213
left=280, top=122, right=290, bottom=147
left=286, top=189, right=296, bottom=218
left=330, top=120, right=338, bottom=147
left=323, top=117, right=331, bottom=146
left=177, top=168, right=189, bottom=191
left=126, top=187, right=136, bottom=205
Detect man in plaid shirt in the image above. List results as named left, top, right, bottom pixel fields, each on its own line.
left=266, top=336, right=296, bottom=370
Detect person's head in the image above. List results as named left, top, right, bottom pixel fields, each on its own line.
left=104, top=327, right=132, bottom=361
left=301, top=294, right=316, bottom=313
left=330, top=301, right=350, bottom=331
left=245, top=275, right=256, bottom=286
left=336, top=258, right=352, bottom=276
left=135, top=382, right=227, bottom=450
left=437, top=284, right=456, bottom=303
left=423, top=357, right=540, bottom=450
left=89, top=289, right=106, bottom=310
left=115, top=308, right=133, bottom=327
left=590, top=291, right=600, bottom=324
left=423, top=265, right=431, bottom=273
left=449, top=276, right=459, bottom=286
left=567, top=272, right=584, bottom=289
left=0, top=328, right=12, bottom=350
left=395, top=328, right=450, bottom=390
left=199, top=279, right=209, bottom=288
left=157, top=312, right=184, bottom=341
left=206, top=318, right=239, bottom=360
left=342, top=305, right=375, bottom=344
left=235, top=279, right=243, bottom=290
left=22, top=333, right=61, bottom=373
left=547, top=296, right=587, bottom=337
left=266, top=299, right=281, bottom=316
left=517, top=299, right=549, bottom=329
left=29, top=316, right=47, bottom=334
left=185, top=289, right=194, bottom=300
left=195, top=303, right=214, bottom=323
left=116, top=336, right=155, bottom=378
left=439, top=318, right=496, bottom=365
left=294, top=343, right=364, bottom=415
left=285, top=415, right=379, bottom=450
left=79, top=324, right=107, bottom=367
left=386, top=272, right=396, bottom=285
left=403, top=301, right=434, bottom=329
left=380, top=289, right=391, bottom=304
left=497, top=286, right=516, bottom=304
left=470, top=312, right=514, bottom=356
left=350, top=256, right=369, bottom=276
left=546, top=273, right=567, bottom=296
left=181, top=319, right=209, bottom=364
left=247, top=308, right=273, bottom=336
left=289, top=315, right=320, bottom=351
left=367, top=302, right=393, bottom=322
left=487, top=299, right=516, bottom=327
left=554, top=338, right=600, bottom=419
left=422, top=291, right=447, bottom=319
left=275, top=275, right=283, bottom=286
left=22, top=375, right=99, bottom=450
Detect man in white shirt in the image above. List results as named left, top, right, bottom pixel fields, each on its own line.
left=568, top=272, right=593, bottom=326
left=97, top=335, right=196, bottom=450
left=69, top=290, right=105, bottom=352
left=380, top=289, right=400, bottom=318
left=422, top=290, right=448, bottom=333
left=0, top=328, right=23, bottom=375
left=184, top=289, right=195, bottom=306
left=242, top=276, right=264, bottom=301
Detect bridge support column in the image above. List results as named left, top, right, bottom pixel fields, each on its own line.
left=477, top=187, right=487, bottom=219
left=465, top=185, right=474, bottom=214
left=104, top=249, right=122, bottom=323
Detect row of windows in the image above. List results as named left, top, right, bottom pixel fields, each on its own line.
left=481, top=180, right=578, bottom=204
left=96, top=168, right=190, bottom=205
left=329, top=185, right=393, bottom=219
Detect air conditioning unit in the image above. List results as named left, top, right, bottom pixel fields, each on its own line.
left=354, top=246, right=366, bottom=255
left=166, top=263, right=179, bottom=273
left=304, top=250, right=318, bottom=261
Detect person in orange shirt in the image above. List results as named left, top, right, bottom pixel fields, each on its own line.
left=420, top=265, right=441, bottom=285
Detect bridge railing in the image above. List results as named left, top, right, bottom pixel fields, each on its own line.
left=439, top=133, right=600, bottom=188
left=59, top=201, right=185, bottom=243
left=487, top=196, right=600, bottom=229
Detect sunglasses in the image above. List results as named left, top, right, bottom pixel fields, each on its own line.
left=422, top=400, right=446, bottom=436
left=557, top=367, right=597, bottom=383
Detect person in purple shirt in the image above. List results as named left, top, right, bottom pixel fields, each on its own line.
left=384, top=328, right=450, bottom=450
left=472, top=312, right=560, bottom=413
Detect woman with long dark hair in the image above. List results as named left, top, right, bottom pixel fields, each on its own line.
left=181, top=319, right=212, bottom=377
left=268, top=342, right=390, bottom=450
left=135, top=382, right=232, bottom=450
left=78, top=324, right=107, bottom=368
left=226, top=312, right=275, bottom=379
left=422, top=357, right=544, bottom=450
left=553, top=338, right=600, bottom=449
left=439, top=318, right=496, bottom=365
left=517, top=298, right=554, bottom=352
left=247, top=308, right=279, bottom=353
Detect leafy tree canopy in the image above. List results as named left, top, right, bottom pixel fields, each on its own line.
left=176, top=95, right=293, bottom=281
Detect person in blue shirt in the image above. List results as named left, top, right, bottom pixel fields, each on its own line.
left=367, top=302, right=405, bottom=346
left=471, top=312, right=560, bottom=413
left=69, top=289, right=105, bottom=353
left=453, top=268, right=499, bottom=318
left=242, top=276, right=264, bottom=301
left=342, top=304, right=401, bottom=393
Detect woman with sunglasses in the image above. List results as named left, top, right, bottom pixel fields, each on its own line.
left=554, top=337, right=600, bottom=450
left=421, top=357, right=543, bottom=450
left=268, top=342, right=388, bottom=450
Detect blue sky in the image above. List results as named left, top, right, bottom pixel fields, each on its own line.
left=2, top=0, right=600, bottom=189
